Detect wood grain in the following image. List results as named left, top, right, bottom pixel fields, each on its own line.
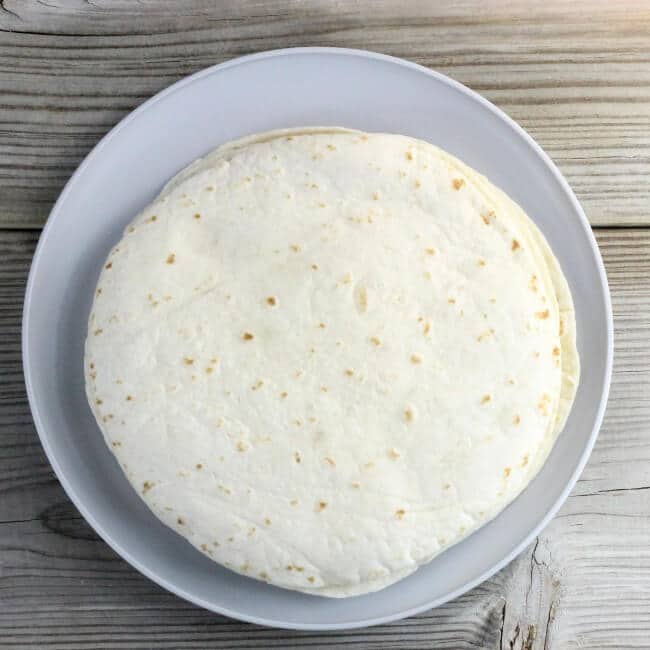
left=1, top=1, right=650, bottom=227
left=1, top=228, right=648, bottom=649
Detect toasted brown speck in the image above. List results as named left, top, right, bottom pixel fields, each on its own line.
left=177, top=517, right=185, bottom=525
left=280, top=391, right=288, bottom=399
left=351, top=481, right=361, bottom=488
left=95, top=398, right=103, bottom=405
left=251, top=379, right=264, bottom=391
left=504, top=467, right=512, bottom=478
left=242, top=332, right=254, bottom=341
left=183, top=357, right=194, bottom=365
left=266, top=296, right=277, bottom=306
left=237, top=441, right=249, bottom=452
left=311, top=263, right=319, bottom=270
left=425, top=247, right=436, bottom=256
left=448, top=298, right=456, bottom=304
left=370, top=336, right=382, bottom=346
left=126, top=395, right=133, bottom=401
left=196, top=463, right=203, bottom=470
left=530, top=274, right=538, bottom=292
left=452, top=178, right=465, bottom=190
left=389, top=448, right=401, bottom=460
left=105, top=262, right=112, bottom=269
left=111, top=441, right=121, bottom=448
left=553, top=346, right=561, bottom=357
left=395, top=509, right=406, bottom=519
left=324, top=457, right=336, bottom=467
left=345, top=369, right=355, bottom=377
left=290, top=244, right=301, bottom=252
left=513, top=414, right=521, bottom=425
left=372, top=191, right=380, bottom=201
left=317, top=500, right=328, bottom=511
left=511, top=239, right=521, bottom=251
left=480, top=394, right=491, bottom=404
left=166, top=253, right=176, bottom=264
left=193, top=213, right=201, bottom=220
left=205, top=366, right=214, bottom=374
left=404, top=407, right=415, bottom=422
left=415, top=179, right=421, bottom=189
left=308, top=576, right=316, bottom=583
left=410, top=354, right=422, bottom=364
left=405, top=151, right=414, bottom=161
left=294, top=451, right=302, bottom=463
left=478, top=258, right=486, bottom=267
left=521, top=454, right=529, bottom=467
left=536, top=309, right=550, bottom=320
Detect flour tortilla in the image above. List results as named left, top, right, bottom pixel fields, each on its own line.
left=85, top=128, right=579, bottom=597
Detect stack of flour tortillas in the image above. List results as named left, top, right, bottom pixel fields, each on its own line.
left=85, top=128, right=579, bottom=597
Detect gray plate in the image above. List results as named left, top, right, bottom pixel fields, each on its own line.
left=23, top=48, right=613, bottom=630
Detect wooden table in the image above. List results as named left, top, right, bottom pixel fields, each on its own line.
left=1, top=2, right=648, bottom=648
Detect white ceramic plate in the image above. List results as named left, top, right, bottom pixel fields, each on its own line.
left=23, top=48, right=612, bottom=630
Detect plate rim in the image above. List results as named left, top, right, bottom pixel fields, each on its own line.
left=22, top=46, right=614, bottom=630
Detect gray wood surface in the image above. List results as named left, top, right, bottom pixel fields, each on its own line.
left=1, top=2, right=648, bottom=649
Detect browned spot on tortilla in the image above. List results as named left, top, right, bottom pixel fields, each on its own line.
left=481, top=394, right=491, bottom=404
left=452, top=178, right=465, bottom=190
left=166, top=253, right=176, bottom=264
left=536, top=309, right=550, bottom=320
left=553, top=346, right=561, bottom=356
left=504, top=467, right=512, bottom=478
left=266, top=296, right=277, bottom=306
left=511, top=239, right=521, bottom=251
left=183, top=357, right=194, bottom=365
left=521, top=454, right=529, bottom=467
left=395, top=509, right=406, bottom=519
left=513, top=414, right=521, bottom=425
left=242, top=332, right=254, bottom=340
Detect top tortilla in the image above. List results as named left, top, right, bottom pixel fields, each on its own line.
left=85, top=128, right=579, bottom=597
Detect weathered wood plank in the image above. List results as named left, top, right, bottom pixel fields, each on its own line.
left=1, top=1, right=649, bottom=227
left=0, top=228, right=647, bottom=648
